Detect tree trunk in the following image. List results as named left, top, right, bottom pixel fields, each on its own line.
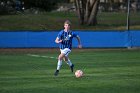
left=75, top=0, right=83, bottom=24
left=74, top=0, right=100, bottom=26
left=87, top=0, right=99, bottom=25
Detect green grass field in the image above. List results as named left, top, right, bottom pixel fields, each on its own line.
left=0, top=12, right=140, bottom=30
left=0, top=49, right=140, bottom=93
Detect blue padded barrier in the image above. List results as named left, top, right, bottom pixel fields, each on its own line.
left=0, top=30, right=140, bottom=48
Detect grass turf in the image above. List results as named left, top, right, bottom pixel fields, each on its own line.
left=0, top=49, right=140, bottom=93
left=0, top=12, right=140, bottom=30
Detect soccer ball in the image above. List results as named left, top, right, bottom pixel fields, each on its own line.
left=75, top=70, right=83, bottom=78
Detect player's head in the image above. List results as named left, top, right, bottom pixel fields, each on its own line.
left=64, top=20, right=71, bottom=30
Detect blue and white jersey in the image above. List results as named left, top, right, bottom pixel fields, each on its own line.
left=57, top=30, right=78, bottom=50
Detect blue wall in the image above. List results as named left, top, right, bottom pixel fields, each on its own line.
left=130, top=31, right=140, bottom=47
left=0, top=30, right=140, bottom=48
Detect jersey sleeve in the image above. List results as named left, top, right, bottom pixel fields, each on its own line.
left=57, top=31, right=63, bottom=39
left=72, top=32, right=78, bottom=37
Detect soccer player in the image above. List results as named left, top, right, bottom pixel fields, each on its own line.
left=54, top=20, right=82, bottom=76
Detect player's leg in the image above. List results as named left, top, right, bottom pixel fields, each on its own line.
left=63, top=56, right=72, bottom=66
left=63, top=48, right=74, bottom=72
left=63, top=56, right=74, bottom=72
left=54, top=53, right=65, bottom=76
left=57, top=53, right=65, bottom=70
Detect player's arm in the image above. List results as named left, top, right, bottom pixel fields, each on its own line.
left=55, top=37, right=62, bottom=43
left=76, top=35, right=82, bottom=48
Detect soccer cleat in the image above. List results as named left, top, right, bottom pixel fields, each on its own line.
left=70, top=64, right=74, bottom=72
left=54, top=70, right=59, bottom=76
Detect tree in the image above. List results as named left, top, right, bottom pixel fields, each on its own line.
left=132, top=0, right=138, bottom=12
left=74, top=0, right=100, bottom=25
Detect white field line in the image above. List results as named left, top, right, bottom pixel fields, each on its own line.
left=27, top=54, right=57, bottom=59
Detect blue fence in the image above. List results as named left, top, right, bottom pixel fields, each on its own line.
left=0, top=30, right=140, bottom=48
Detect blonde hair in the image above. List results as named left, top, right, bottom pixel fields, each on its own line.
left=64, top=20, right=71, bottom=26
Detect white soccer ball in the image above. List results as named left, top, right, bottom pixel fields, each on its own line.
left=75, top=70, right=83, bottom=78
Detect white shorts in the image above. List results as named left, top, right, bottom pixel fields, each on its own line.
left=60, top=48, right=71, bottom=57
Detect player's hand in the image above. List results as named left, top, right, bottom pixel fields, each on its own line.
left=78, top=44, right=82, bottom=48
left=59, top=40, right=63, bottom=43
left=55, top=39, right=63, bottom=43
